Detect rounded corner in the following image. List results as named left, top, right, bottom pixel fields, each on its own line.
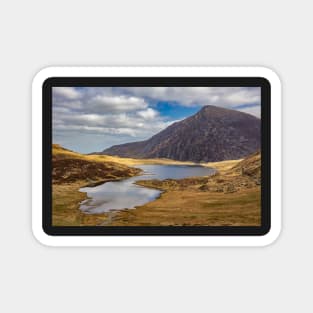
left=32, top=67, right=59, bottom=90
left=42, top=77, right=55, bottom=90
left=255, top=66, right=282, bottom=88
left=31, top=216, right=57, bottom=247
left=31, top=225, right=53, bottom=247
left=259, top=224, right=282, bottom=247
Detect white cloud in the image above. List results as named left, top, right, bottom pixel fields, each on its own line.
left=53, top=88, right=148, bottom=114
left=53, top=87, right=81, bottom=100
left=54, top=124, right=138, bottom=136
left=52, top=86, right=260, bottom=153
left=120, top=87, right=260, bottom=108
left=89, top=95, right=147, bottom=112
left=53, top=88, right=164, bottom=142
left=136, top=108, right=158, bottom=119
left=236, top=105, right=261, bottom=118
left=53, top=96, right=173, bottom=146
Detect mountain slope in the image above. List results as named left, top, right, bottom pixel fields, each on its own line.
left=231, top=150, right=261, bottom=180
left=100, top=105, right=261, bottom=162
left=52, top=144, right=141, bottom=185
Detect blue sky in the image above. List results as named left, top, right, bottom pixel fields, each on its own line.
left=52, top=87, right=260, bottom=153
left=154, top=101, right=201, bottom=120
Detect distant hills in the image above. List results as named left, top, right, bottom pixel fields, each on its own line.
left=98, top=105, right=261, bottom=162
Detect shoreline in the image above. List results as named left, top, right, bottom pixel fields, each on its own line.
left=101, top=157, right=261, bottom=226
left=82, top=168, right=144, bottom=187
left=53, top=157, right=245, bottom=226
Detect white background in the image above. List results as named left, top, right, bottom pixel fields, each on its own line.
left=0, top=1, right=311, bottom=312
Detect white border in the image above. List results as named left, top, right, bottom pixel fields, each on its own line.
left=32, top=67, right=281, bottom=247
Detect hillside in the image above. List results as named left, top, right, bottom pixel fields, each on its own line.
left=109, top=152, right=262, bottom=226
left=52, top=144, right=143, bottom=226
left=99, top=105, right=261, bottom=162
left=136, top=151, right=261, bottom=195
left=52, top=144, right=141, bottom=185
left=231, top=150, right=261, bottom=182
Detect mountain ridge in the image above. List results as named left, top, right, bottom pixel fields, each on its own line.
left=98, top=105, right=261, bottom=162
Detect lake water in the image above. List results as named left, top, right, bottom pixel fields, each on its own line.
left=79, top=164, right=215, bottom=214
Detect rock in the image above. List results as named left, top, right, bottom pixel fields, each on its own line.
left=223, top=184, right=236, bottom=193
left=99, top=105, right=261, bottom=162
left=199, top=184, right=210, bottom=191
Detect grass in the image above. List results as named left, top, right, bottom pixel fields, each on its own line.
left=204, top=159, right=243, bottom=173
left=52, top=182, right=109, bottom=226
left=52, top=144, right=260, bottom=227
left=110, top=187, right=260, bottom=226
left=109, top=153, right=261, bottom=226
left=52, top=144, right=141, bottom=226
left=53, top=144, right=198, bottom=166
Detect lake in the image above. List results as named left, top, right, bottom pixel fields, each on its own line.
left=79, top=164, right=215, bottom=214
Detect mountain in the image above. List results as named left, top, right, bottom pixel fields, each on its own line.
left=99, top=105, right=261, bottom=162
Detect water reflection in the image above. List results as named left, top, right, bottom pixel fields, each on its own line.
left=79, top=164, right=214, bottom=214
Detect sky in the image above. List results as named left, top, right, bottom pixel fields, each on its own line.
left=52, top=87, right=261, bottom=153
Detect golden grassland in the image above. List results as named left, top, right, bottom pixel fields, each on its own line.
left=52, top=144, right=139, bottom=226
left=52, top=182, right=110, bottom=226
left=111, top=153, right=261, bottom=226
left=53, top=144, right=197, bottom=166
left=110, top=188, right=260, bottom=226
left=52, top=144, right=200, bottom=226
left=204, top=159, right=243, bottom=173
left=52, top=144, right=261, bottom=227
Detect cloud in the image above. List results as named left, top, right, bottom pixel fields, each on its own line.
left=54, top=124, right=138, bottom=136
left=136, top=108, right=159, bottom=119
left=89, top=95, right=147, bottom=113
left=236, top=105, right=261, bottom=118
left=53, top=87, right=81, bottom=100
left=53, top=88, right=148, bottom=114
left=52, top=87, right=173, bottom=151
left=52, top=86, right=260, bottom=153
left=119, top=87, right=260, bottom=108
left=53, top=110, right=173, bottom=137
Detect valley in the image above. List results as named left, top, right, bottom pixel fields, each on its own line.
left=109, top=152, right=261, bottom=226
left=52, top=144, right=214, bottom=226
left=52, top=144, right=260, bottom=226
left=52, top=105, right=261, bottom=227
